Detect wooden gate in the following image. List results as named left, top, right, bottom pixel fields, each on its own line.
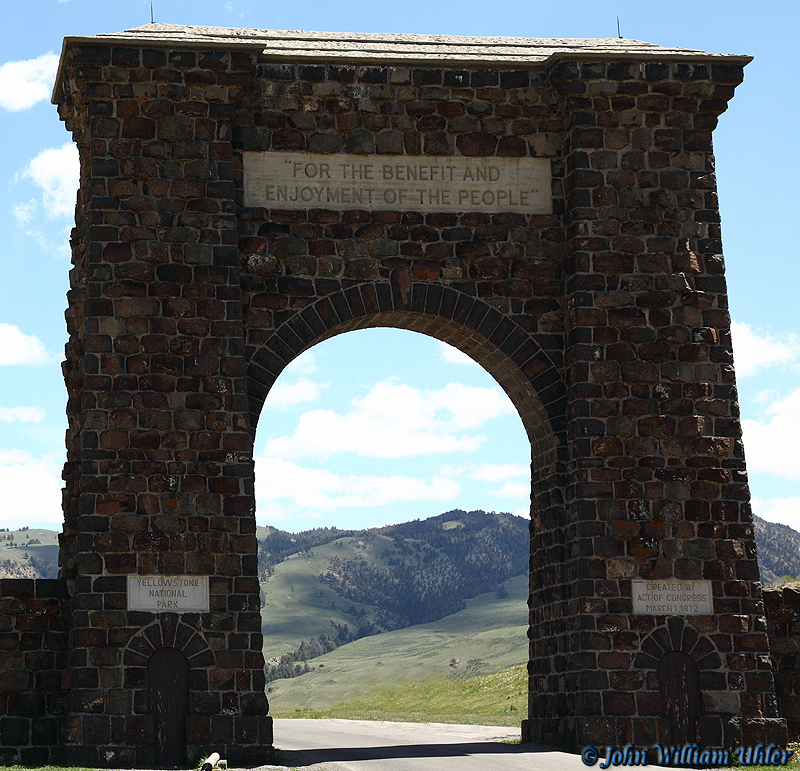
left=658, top=651, right=701, bottom=745
left=147, top=647, right=189, bottom=767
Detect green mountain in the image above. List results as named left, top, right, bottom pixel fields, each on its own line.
left=257, top=510, right=529, bottom=673
left=0, top=527, right=59, bottom=579
left=265, top=572, right=530, bottom=715
left=753, top=515, right=800, bottom=585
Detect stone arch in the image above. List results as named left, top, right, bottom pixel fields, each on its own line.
left=244, top=281, right=567, bottom=508
left=46, top=24, right=785, bottom=762
left=245, top=278, right=570, bottom=733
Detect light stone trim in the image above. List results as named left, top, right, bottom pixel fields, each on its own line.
left=631, top=579, right=713, bottom=616
left=53, top=24, right=752, bottom=103
left=91, top=24, right=750, bottom=63
left=243, top=151, right=552, bottom=214
left=127, top=574, right=210, bottom=613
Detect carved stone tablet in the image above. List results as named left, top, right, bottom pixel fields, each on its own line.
left=243, top=151, right=552, bottom=214
left=631, top=579, right=713, bottom=616
left=127, top=575, right=210, bottom=613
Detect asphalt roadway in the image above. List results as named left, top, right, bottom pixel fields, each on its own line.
left=255, top=718, right=592, bottom=771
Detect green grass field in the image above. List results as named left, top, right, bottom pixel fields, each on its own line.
left=266, top=573, right=529, bottom=718
left=0, top=528, right=59, bottom=578
left=275, top=663, right=528, bottom=726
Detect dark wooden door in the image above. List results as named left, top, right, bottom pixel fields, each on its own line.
left=148, top=647, right=189, bottom=768
left=658, top=651, right=701, bottom=745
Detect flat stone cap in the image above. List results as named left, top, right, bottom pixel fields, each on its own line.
left=65, top=23, right=752, bottom=67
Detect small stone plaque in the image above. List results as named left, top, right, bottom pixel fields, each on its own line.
left=127, top=575, right=209, bottom=613
left=243, top=151, right=552, bottom=214
left=632, top=579, right=713, bottom=616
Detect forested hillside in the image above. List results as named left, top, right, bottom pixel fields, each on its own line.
left=318, top=510, right=528, bottom=627
left=754, top=515, right=800, bottom=585
left=258, top=510, right=529, bottom=682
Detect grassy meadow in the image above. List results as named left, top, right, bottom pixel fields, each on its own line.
left=0, top=528, right=59, bottom=578
left=265, top=573, right=529, bottom=723
left=273, top=663, right=528, bottom=726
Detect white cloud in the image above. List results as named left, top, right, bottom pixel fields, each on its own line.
left=495, top=482, right=530, bottom=499
left=754, top=389, right=781, bottom=406
left=255, top=457, right=459, bottom=517
left=473, top=462, right=529, bottom=482
left=742, top=388, right=800, bottom=480
left=283, top=351, right=318, bottom=376
left=12, top=199, right=37, bottom=227
left=265, top=377, right=328, bottom=410
left=19, top=222, right=73, bottom=261
left=751, top=496, right=800, bottom=532
left=0, top=450, right=63, bottom=529
left=19, top=143, right=79, bottom=219
left=0, top=53, right=59, bottom=111
left=224, top=0, right=256, bottom=17
left=0, top=406, right=46, bottom=424
left=731, top=321, right=800, bottom=377
left=0, top=323, right=52, bottom=365
left=261, top=378, right=514, bottom=460
left=438, top=382, right=513, bottom=428
left=438, top=341, right=480, bottom=367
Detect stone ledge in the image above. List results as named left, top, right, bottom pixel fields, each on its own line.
left=52, top=23, right=752, bottom=104
left=87, top=24, right=751, bottom=63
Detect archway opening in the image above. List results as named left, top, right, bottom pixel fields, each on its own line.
left=251, top=322, right=548, bottom=728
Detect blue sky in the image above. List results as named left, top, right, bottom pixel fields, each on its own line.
left=0, top=0, right=798, bottom=533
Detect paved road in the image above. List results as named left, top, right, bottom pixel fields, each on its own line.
left=259, top=718, right=590, bottom=771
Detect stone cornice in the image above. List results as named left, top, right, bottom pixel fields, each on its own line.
left=52, top=23, right=752, bottom=104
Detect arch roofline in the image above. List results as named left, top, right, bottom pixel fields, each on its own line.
left=52, top=24, right=751, bottom=104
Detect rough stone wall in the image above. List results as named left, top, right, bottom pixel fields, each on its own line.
left=46, top=33, right=786, bottom=762
left=764, top=588, right=800, bottom=739
left=0, top=579, right=70, bottom=765
left=56, top=44, right=272, bottom=766
left=548, top=58, right=782, bottom=750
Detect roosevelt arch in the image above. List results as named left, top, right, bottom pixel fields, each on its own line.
left=25, top=24, right=785, bottom=765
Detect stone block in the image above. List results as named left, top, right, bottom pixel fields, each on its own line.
left=703, top=691, right=739, bottom=714
left=0, top=717, right=29, bottom=745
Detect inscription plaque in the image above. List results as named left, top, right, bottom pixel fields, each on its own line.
left=243, top=151, right=552, bottom=214
left=127, top=575, right=210, bottom=613
left=632, top=579, right=713, bottom=616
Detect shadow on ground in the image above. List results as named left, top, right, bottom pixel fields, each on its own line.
left=281, top=740, right=547, bottom=766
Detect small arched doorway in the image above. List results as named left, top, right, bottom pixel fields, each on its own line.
left=148, top=647, right=189, bottom=767
left=658, top=651, right=701, bottom=745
